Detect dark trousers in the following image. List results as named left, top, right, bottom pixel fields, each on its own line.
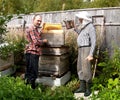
left=25, top=53, right=39, bottom=82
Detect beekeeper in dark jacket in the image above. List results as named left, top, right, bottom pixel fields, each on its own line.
left=74, top=11, right=96, bottom=96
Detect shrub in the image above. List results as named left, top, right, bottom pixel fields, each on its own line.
left=91, top=78, right=120, bottom=100
left=0, top=76, right=76, bottom=100
left=92, top=46, right=120, bottom=89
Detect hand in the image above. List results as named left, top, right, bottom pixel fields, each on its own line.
left=42, top=23, right=45, bottom=28
left=41, top=23, right=45, bottom=32
left=86, top=55, right=93, bottom=61
left=43, top=39, right=48, bottom=43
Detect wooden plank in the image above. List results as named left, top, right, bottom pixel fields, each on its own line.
left=94, top=23, right=120, bottom=26
left=39, top=61, right=69, bottom=76
left=0, top=67, right=16, bottom=77
left=39, top=54, right=69, bottom=65
left=0, top=54, right=14, bottom=71
left=41, top=46, right=69, bottom=55
left=0, top=63, right=13, bottom=71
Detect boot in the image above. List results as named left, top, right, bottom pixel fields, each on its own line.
left=84, top=82, right=92, bottom=97
left=25, top=79, right=36, bottom=89
left=31, top=80, right=36, bottom=89
left=74, top=80, right=86, bottom=93
left=25, top=79, right=30, bottom=85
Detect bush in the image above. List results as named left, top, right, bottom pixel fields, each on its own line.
left=90, top=0, right=120, bottom=8
left=0, top=76, right=42, bottom=100
left=92, top=46, right=120, bottom=89
left=0, top=76, right=76, bottom=100
left=91, top=78, right=120, bottom=100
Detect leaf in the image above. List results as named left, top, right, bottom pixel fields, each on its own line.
left=98, top=62, right=107, bottom=67
left=113, top=78, right=119, bottom=85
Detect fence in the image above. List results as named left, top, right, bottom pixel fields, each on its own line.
left=6, top=7, right=120, bottom=55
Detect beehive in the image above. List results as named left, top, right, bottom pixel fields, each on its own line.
left=42, top=30, right=65, bottom=46
left=41, top=46, right=69, bottom=55
left=39, top=54, right=69, bottom=77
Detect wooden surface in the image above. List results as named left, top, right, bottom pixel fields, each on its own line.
left=41, top=30, right=65, bottom=46
left=0, top=54, right=14, bottom=71
left=41, top=46, right=69, bottom=55
left=39, top=54, right=69, bottom=76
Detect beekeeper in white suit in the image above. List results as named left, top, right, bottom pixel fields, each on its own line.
left=74, top=11, right=96, bottom=96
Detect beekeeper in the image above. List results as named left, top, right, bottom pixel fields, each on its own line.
left=74, top=11, right=96, bottom=97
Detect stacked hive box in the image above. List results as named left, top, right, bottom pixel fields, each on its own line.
left=39, top=30, right=69, bottom=77
left=37, top=24, right=70, bottom=86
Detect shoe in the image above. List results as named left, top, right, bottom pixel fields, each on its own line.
left=31, top=80, right=36, bottom=89
left=74, top=80, right=86, bottom=93
left=84, top=82, right=92, bottom=96
left=25, top=79, right=30, bottom=85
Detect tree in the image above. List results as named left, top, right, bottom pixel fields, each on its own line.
left=0, top=0, right=24, bottom=15
left=90, top=0, right=120, bottom=8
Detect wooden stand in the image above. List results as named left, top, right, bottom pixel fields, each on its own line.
left=36, top=71, right=71, bottom=86
left=38, top=29, right=71, bottom=86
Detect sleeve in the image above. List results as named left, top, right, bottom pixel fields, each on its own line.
left=28, top=29, right=43, bottom=46
left=89, top=24, right=96, bottom=56
left=74, top=28, right=81, bottom=34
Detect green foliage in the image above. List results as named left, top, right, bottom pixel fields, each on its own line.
left=107, top=78, right=119, bottom=89
left=0, top=76, right=43, bottom=100
left=0, top=34, right=26, bottom=61
left=42, top=86, right=75, bottom=100
left=0, top=15, right=13, bottom=43
left=1, top=0, right=120, bottom=14
left=66, top=75, right=80, bottom=92
left=90, top=0, right=120, bottom=8
left=20, top=0, right=38, bottom=14
left=0, top=76, right=76, bottom=100
left=1, top=74, right=120, bottom=100
left=34, top=0, right=63, bottom=12
left=92, top=47, right=120, bottom=89
left=0, top=43, right=13, bottom=60
left=91, top=78, right=120, bottom=100
left=33, top=0, right=83, bottom=11
left=0, top=0, right=23, bottom=15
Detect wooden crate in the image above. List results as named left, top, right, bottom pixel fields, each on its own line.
left=39, top=54, right=69, bottom=77
left=0, top=67, right=16, bottom=77
left=41, top=46, right=69, bottom=55
left=42, top=30, right=65, bottom=46
left=0, top=53, right=15, bottom=76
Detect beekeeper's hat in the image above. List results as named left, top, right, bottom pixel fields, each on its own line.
left=75, top=11, right=92, bottom=21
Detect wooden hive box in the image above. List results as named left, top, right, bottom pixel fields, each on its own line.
left=38, top=54, right=69, bottom=77
left=41, top=46, right=69, bottom=55
left=42, top=30, right=65, bottom=46
left=0, top=53, right=15, bottom=76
